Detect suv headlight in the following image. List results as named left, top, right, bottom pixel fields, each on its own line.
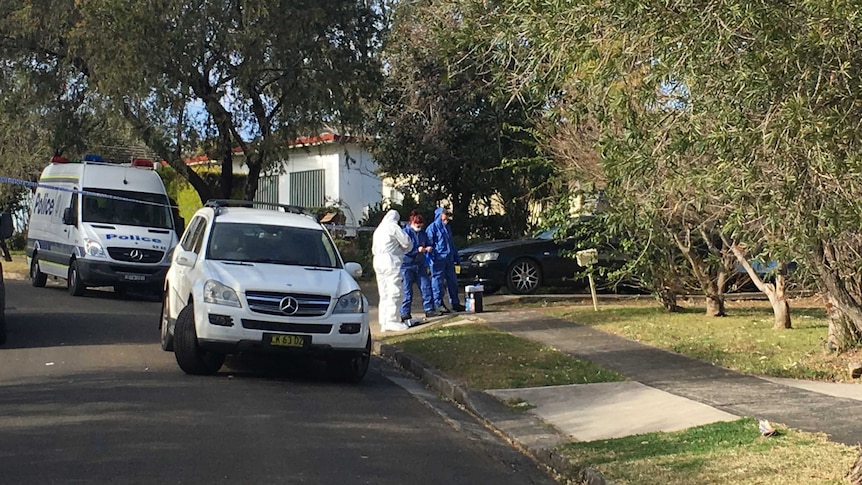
left=333, top=290, right=364, bottom=314
left=204, top=280, right=241, bottom=307
left=83, top=238, right=105, bottom=257
left=471, top=252, right=499, bottom=263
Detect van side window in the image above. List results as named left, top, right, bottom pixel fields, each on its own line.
left=180, top=217, right=203, bottom=251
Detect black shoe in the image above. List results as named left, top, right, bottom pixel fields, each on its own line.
left=452, top=304, right=466, bottom=312
left=425, top=310, right=441, bottom=318
left=436, top=306, right=451, bottom=314
left=400, top=314, right=412, bottom=322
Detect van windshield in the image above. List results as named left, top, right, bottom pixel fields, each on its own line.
left=82, top=188, right=173, bottom=229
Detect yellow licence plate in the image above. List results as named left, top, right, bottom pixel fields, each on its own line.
left=454, top=264, right=461, bottom=275
left=268, top=334, right=307, bottom=348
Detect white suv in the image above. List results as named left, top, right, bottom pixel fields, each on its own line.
left=159, top=200, right=370, bottom=381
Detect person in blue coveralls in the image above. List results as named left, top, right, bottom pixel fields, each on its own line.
left=400, top=210, right=439, bottom=324
left=426, top=207, right=465, bottom=313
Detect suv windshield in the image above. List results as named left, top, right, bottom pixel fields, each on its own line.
left=82, top=188, right=172, bottom=229
left=207, top=222, right=341, bottom=268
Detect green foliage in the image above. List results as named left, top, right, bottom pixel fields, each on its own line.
left=369, top=0, right=558, bottom=240
left=333, top=233, right=372, bottom=277
left=1, top=0, right=386, bottom=202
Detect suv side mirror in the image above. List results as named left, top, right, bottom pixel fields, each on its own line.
left=62, top=207, right=77, bottom=226
left=344, top=262, right=363, bottom=279
left=175, top=250, right=198, bottom=268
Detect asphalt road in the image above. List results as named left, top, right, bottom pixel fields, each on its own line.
left=0, top=279, right=555, bottom=484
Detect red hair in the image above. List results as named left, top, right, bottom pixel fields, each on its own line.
left=409, top=210, right=425, bottom=225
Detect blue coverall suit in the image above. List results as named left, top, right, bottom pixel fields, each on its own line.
left=426, top=208, right=462, bottom=309
left=400, top=225, right=434, bottom=318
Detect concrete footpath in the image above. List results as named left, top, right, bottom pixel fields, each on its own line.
left=373, top=295, right=862, bottom=482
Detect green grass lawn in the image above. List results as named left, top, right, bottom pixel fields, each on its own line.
left=549, top=298, right=862, bottom=381
left=1, top=253, right=28, bottom=275
left=379, top=320, right=623, bottom=390
left=561, top=418, right=858, bottom=484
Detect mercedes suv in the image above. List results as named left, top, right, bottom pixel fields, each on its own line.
left=160, top=200, right=370, bottom=381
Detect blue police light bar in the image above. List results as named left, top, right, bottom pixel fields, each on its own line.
left=83, top=154, right=105, bottom=162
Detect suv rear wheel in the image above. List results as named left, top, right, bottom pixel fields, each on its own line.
left=174, top=303, right=225, bottom=375
left=159, top=292, right=174, bottom=351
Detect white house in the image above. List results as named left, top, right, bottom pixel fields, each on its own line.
left=188, top=133, right=397, bottom=230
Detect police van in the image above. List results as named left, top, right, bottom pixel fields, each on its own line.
left=27, top=154, right=181, bottom=297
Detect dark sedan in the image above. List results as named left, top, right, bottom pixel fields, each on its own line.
left=457, top=229, right=623, bottom=295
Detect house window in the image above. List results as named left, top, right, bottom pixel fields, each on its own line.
left=289, top=169, right=325, bottom=208
left=255, top=174, right=279, bottom=206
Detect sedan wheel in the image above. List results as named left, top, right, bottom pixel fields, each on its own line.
left=507, top=259, right=541, bottom=294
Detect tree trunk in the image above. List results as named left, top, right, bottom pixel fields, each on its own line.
left=705, top=294, right=726, bottom=317
left=848, top=448, right=862, bottom=485
left=724, top=240, right=791, bottom=329
left=244, top=158, right=262, bottom=202
left=768, top=274, right=791, bottom=329
left=810, top=240, right=862, bottom=347
left=826, top=296, right=862, bottom=350
left=769, top=294, right=791, bottom=329
left=658, top=287, right=681, bottom=312
left=220, top=149, right=233, bottom=199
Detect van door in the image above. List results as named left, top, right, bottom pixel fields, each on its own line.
left=63, top=193, right=79, bottom=249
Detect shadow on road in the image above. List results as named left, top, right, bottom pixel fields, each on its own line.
left=2, top=311, right=157, bottom=350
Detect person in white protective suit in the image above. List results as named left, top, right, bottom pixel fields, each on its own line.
left=372, top=210, right=413, bottom=332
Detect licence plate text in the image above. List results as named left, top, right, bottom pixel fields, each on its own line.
left=269, top=334, right=306, bottom=348
left=124, top=274, right=146, bottom=281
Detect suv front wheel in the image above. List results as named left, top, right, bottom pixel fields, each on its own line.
left=174, top=303, right=225, bottom=375
left=329, top=335, right=371, bottom=383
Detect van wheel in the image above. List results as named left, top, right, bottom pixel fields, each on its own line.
left=174, top=303, right=224, bottom=375
left=68, top=260, right=85, bottom=296
left=30, top=256, right=47, bottom=288
left=329, top=335, right=371, bottom=383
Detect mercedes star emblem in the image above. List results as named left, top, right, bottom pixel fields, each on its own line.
left=129, top=249, right=144, bottom=262
left=279, top=296, right=299, bottom=315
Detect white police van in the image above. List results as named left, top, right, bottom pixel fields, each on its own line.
left=26, top=154, right=181, bottom=297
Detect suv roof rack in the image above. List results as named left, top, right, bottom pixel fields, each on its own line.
left=204, top=199, right=318, bottom=221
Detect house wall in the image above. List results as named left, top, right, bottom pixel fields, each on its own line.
left=190, top=140, right=390, bottom=225
left=337, top=145, right=383, bottom=226
left=276, top=145, right=340, bottom=208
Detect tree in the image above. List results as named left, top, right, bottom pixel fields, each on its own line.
left=476, top=0, right=862, bottom=341
left=1, top=0, right=385, bottom=202
left=369, top=0, right=555, bottom=239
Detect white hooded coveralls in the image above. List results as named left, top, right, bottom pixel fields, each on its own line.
left=372, top=210, right=413, bottom=329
